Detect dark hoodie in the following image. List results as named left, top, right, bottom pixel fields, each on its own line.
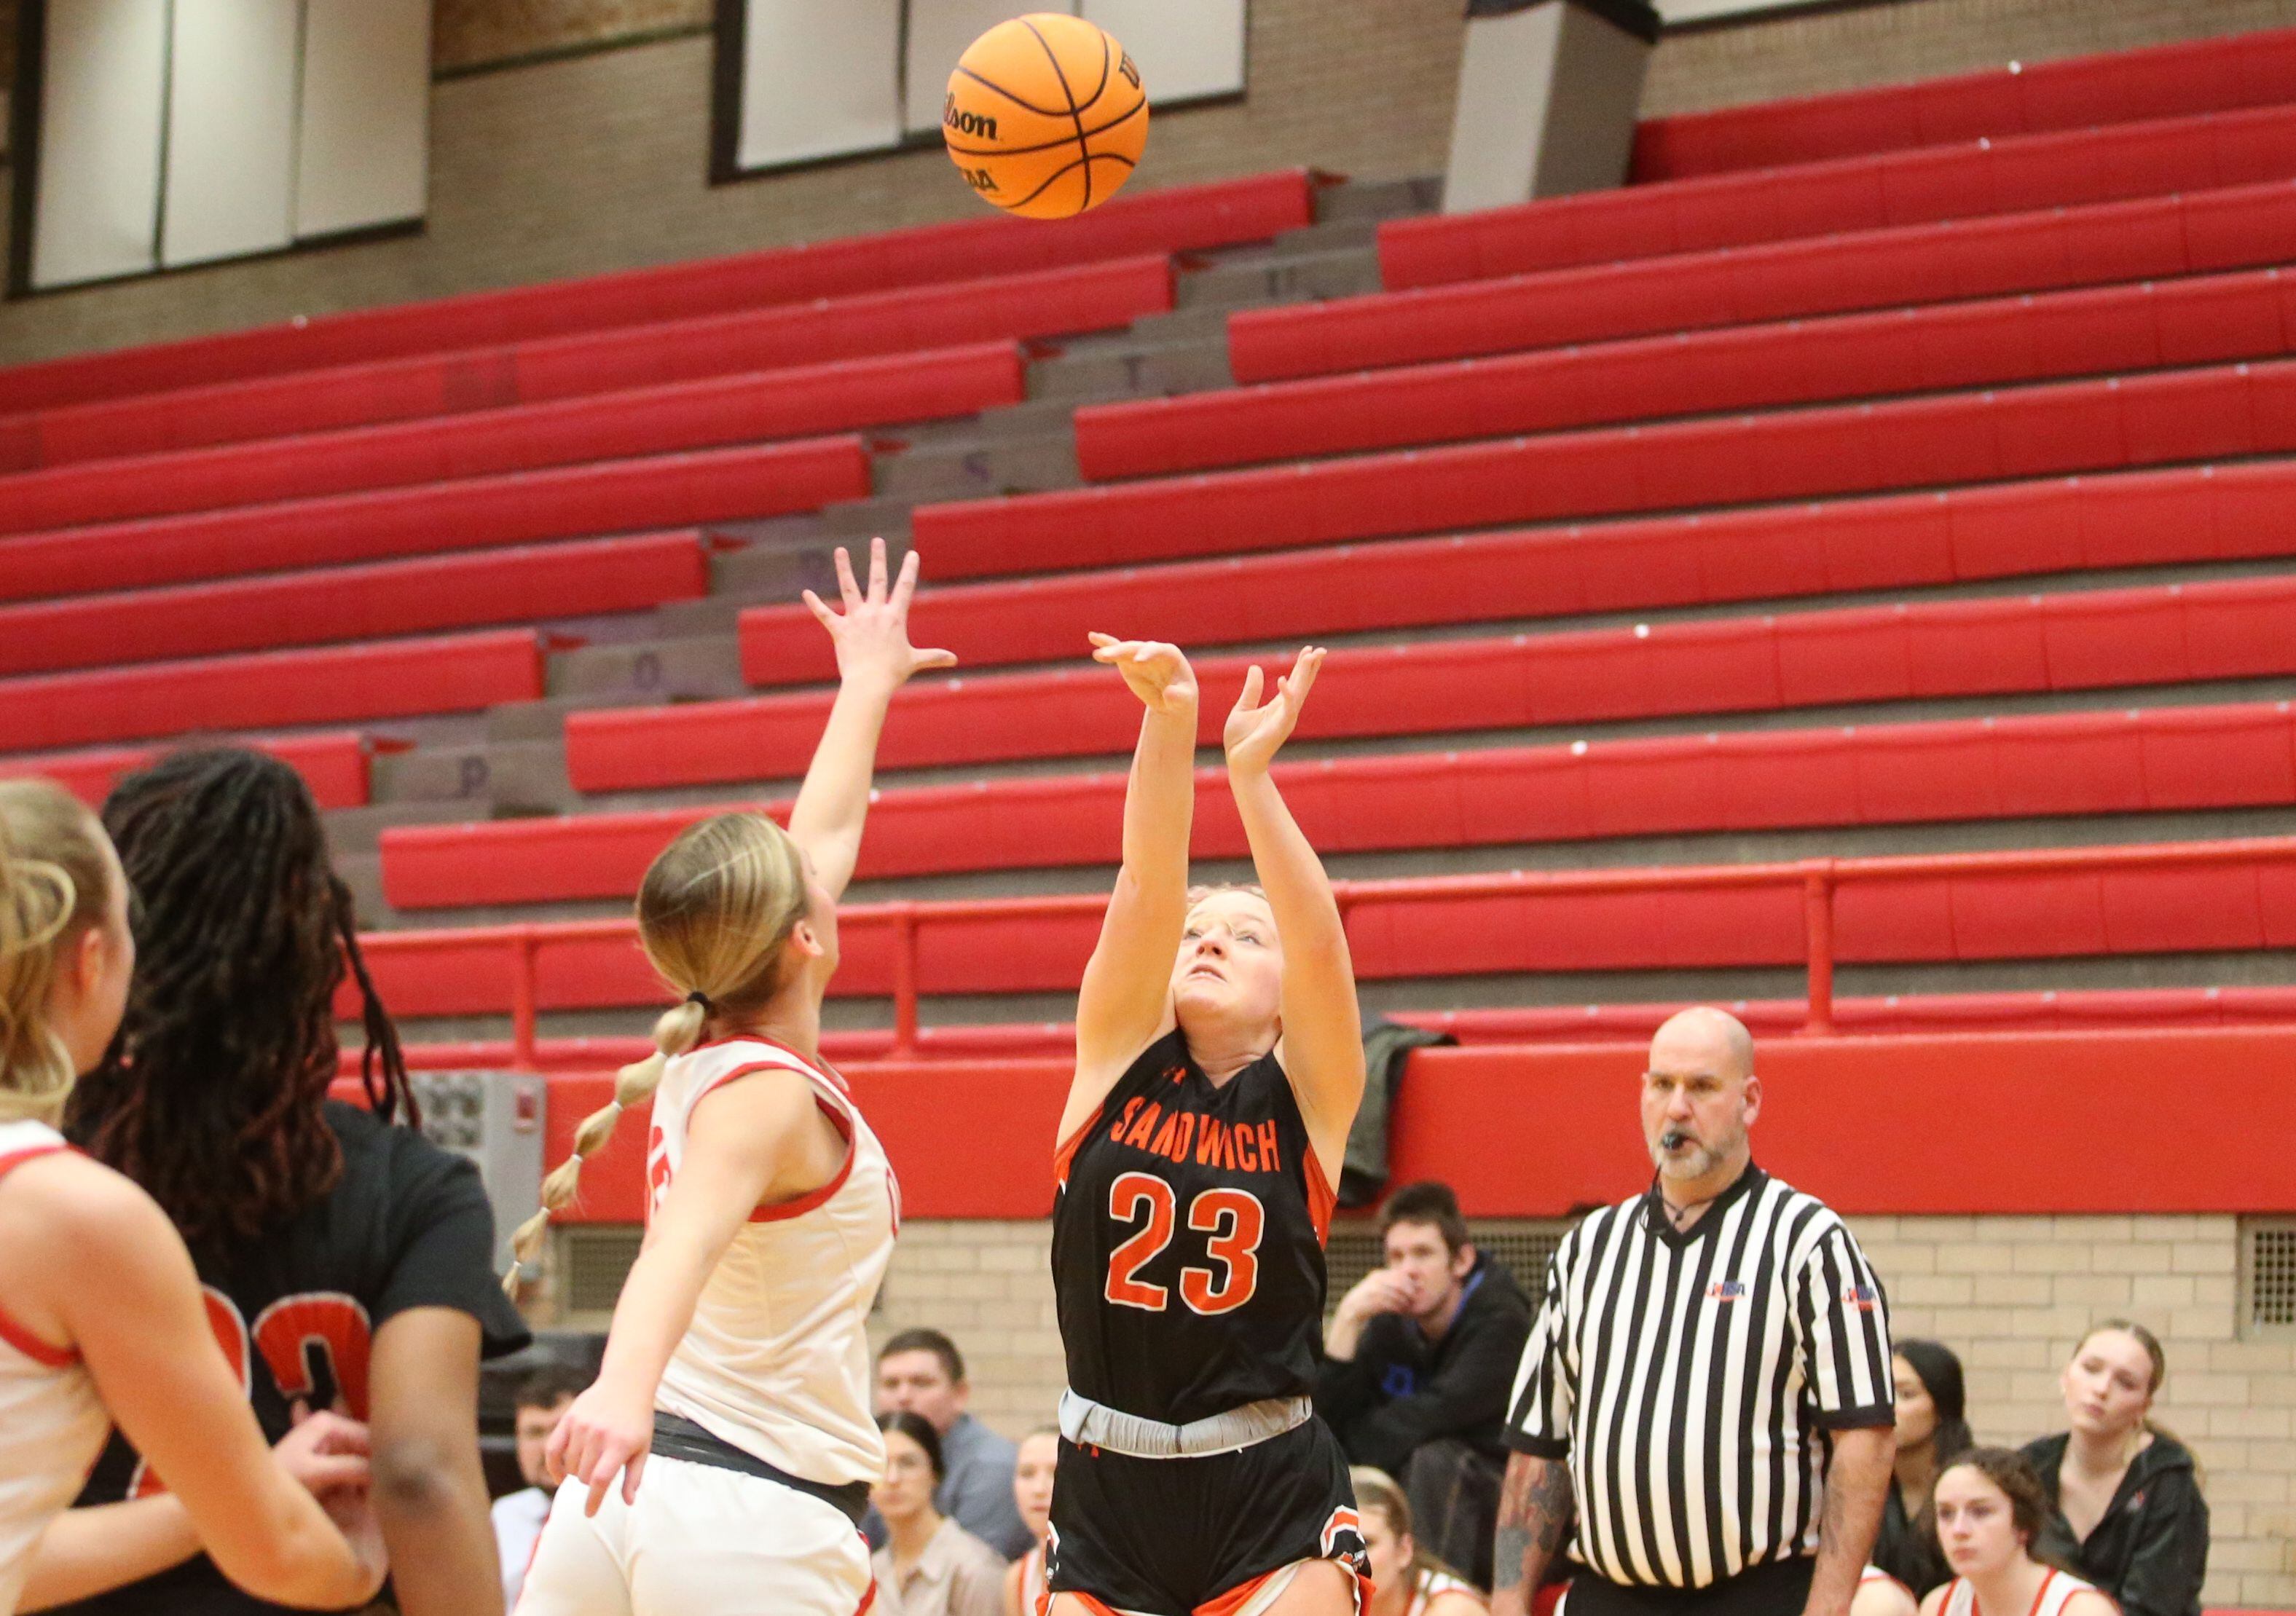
left=1314, top=1250, right=1533, bottom=1472
left=2021, top=1430, right=2209, bottom=1616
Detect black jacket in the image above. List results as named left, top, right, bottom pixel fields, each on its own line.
left=1871, top=1476, right=1952, bottom=1596
left=1314, top=1251, right=1533, bottom=1472
left=2021, top=1431, right=2209, bottom=1616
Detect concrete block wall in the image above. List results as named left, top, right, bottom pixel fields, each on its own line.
left=7, top=0, right=2296, bottom=366
left=878, top=1213, right=2295, bottom=1607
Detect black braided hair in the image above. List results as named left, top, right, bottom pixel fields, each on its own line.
left=65, top=748, right=417, bottom=1252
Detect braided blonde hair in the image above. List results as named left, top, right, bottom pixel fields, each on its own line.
left=506, top=812, right=813, bottom=1292
left=0, top=781, right=119, bottom=1126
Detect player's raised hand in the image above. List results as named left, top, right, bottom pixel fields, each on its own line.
left=547, top=1379, right=653, bottom=1516
left=801, top=537, right=957, bottom=693
left=1090, top=634, right=1198, bottom=717
left=1223, top=647, right=1324, bottom=776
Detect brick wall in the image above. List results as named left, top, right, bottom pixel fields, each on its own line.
left=887, top=1214, right=2295, bottom=1608
left=11, top=0, right=2295, bottom=366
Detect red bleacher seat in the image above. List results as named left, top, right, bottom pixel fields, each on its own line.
left=744, top=461, right=2296, bottom=687
left=0, top=437, right=865, bottom=605
left=0, top=532, right=707, bottom=678
left=0, top=344, right=1021, bottom=534
left=353, top=839, right=2296, bottom=1016
left=0, top=173, right=1304, bottom=413
left=397, top=700, right=2296, bottom=908
left=1233, top=181, right=2296, bottom=385
left=1381, top=102, right=2296, bottom=291
left=0, top=631, right=541, bottom=754
left=589, top=572, right=2296, bottom=791
left=1630, top=27, right=2296, bottom=181
left=1083, top=265, right=2296, bottom=479
left=913, top=358, right=2296, bottom=578
left=0, top=259, right=1168, bottom=475
left=0, top=732, right=371, bottom=810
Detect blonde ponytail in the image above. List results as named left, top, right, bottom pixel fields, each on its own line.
left=504, top=813, right=812, bottom=1298
left=0, top=781, right=117, bottom=1127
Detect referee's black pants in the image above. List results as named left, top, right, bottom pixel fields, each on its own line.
left=1565, top=1556, right=1815, bottom=1613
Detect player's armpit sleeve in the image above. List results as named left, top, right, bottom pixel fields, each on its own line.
left=378, top=1146, right=531, bottom=1357
left=1795, top=1222, right=1895, bottom=1430
left=1502, top=1248, right=1573, bottom=1459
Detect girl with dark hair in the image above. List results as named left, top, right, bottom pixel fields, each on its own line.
left=57, top=749, right=532, bottom=1616
left=2020, top=1321, right=2208, bottom=1616
left=0, top=779, right=384, bottom=1615
left=872, top=1412, right=1003, bottom=1616
left=1874, top=1340, right=1975, bottom=1596
left=1918, top=1449, right=2114, bottom=1616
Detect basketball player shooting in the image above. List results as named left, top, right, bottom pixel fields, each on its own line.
left=1042, top=636, right=1372, bottom=1616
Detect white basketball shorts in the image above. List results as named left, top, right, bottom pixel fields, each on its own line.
left=514, top=1454, right=875, bottom=1616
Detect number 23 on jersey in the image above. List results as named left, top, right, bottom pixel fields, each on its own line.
left=1103, top=1172, right=1265, bottom=1315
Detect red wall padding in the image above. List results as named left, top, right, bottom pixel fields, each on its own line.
left=0, top=345, right=1021, bottom=534
left=0, top=173, right=1303, bottom=413
left=351, top=838, right=2296, bottom=1018
left=911, top=356, right=2296, bottom=578
left=1088, top=264, right=2296, bottom=480
left=1381, top=102, right=2296, bottom=291
left=0, top=437, right=865, bottom=605
left=406, top=700, right=2296, bottom=907
left=0, top=630, right=541, bottom=753
left=1631, top=26, right=2296, bottom=182
left=0, top=732, right=369, bottom=810
left=520, top=1026, right=2296, bottom=1221
left=596, top=571, right=2296, bottom=791
left=0, top=532, right=707, bottom=679
left=1235, top=180, right=2296, bottom=385
left=0, top=259, right=1168, bottom=473
left=745, top=460, right=2296, bottom=687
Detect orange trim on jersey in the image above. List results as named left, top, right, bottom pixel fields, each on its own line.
left=1304, top=1148, right=1338, bottom=1248
left=852, top=1576, right=876, bottom=1616
left=0, top=1145, right=78, bottom=1367
left=1053, top=1104, right=1102, bottom=1191
left=687, top=1060, right=861, bottom=1224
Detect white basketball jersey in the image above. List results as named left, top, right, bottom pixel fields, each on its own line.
left=646, top=1037, right=900, bottom=1488
left=1407, top=1566, right=1485, bottom=1614
left=0, top=1121, right=109, bottom=1615
left=1941, top=1569, right=2107, bottom=1616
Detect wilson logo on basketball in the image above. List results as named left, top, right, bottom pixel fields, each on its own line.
left=941, top=98, right=999, bottom=141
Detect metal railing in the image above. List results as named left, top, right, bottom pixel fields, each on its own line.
left=356, top=837, right=2296, bottom=1068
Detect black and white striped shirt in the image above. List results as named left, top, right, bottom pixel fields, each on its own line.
left=1505, top=1164, right=1893, bottom=1591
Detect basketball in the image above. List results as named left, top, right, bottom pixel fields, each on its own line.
left=944, top=14, right=1149, bottom=220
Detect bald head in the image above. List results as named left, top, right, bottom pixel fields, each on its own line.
left=1648, top=1006, right=1755, bottom=1083
left=1642, top=1008, right=1760, bottom=1194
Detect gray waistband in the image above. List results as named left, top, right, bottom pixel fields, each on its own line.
left=1058, top=1389, right=1313, bottom=1460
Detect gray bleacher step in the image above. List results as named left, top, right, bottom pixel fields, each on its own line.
left=546, top=632, right=744, bottom=701
left=1310, top=174, right=1442, bottom=224
left=1029, top=338, right=1232, bottom=403
left=1175, top=245, right=1384, bottom=312
left=871, top=430, right=1080, bottom=500
left=337, top=852, right=387, bottom=929
left=323, top=797, right=498, bottom=853
left=373, top=737, right=574, bottom=814
left=817, top=496, right=915, bottom=540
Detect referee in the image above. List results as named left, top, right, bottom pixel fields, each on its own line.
left=1490, top=1007, right=1895, bottom=1616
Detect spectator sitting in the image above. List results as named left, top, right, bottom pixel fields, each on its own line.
left=876, top=1328, right=1031, bottom=1558
left=1874, top=1339, right=1973, bottom=1596
left=2021, top=1321, right=2208, bottom=1616
left=872, top=1411, right=1005, bottom=1616
left=1002, top=1427, right=1058, bottom=1616
left=1920, top=1449, right=2117, bottom=1616
left=1352, top=1465, right=1487, bottom=1616
left=490, top=1365, right=585, bottom=1608
left=1316, top=1180, right=1531, bottom=1586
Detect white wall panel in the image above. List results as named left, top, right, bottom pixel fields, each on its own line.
left=1082, top=0, right=1245, bottom=105
left=738, top=0, right=903, bottom=170
left=30, top=0, right=168, bottom=289
left=296, top=0, right=430, bottom=238
left=160, top=0, right=300, bottom=267
left=905, top=0, right=1075, bottom=135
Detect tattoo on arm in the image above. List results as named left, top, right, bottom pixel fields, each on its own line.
left=1493, top=1455, right=1573, bottom=1593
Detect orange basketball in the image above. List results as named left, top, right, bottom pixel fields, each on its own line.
left=944, top=14, right=1149, bottom=220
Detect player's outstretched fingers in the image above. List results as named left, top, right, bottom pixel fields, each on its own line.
left=866, top=535, right=890, bottom=600
left=892, top=545, right=923, bottom=610
left=833, top=545, right=862, bottom=610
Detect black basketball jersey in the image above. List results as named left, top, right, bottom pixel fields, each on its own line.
left=60, top=1100, right=531, bottom=1616
left=1052, top=1028, right=1336, bottom=1427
